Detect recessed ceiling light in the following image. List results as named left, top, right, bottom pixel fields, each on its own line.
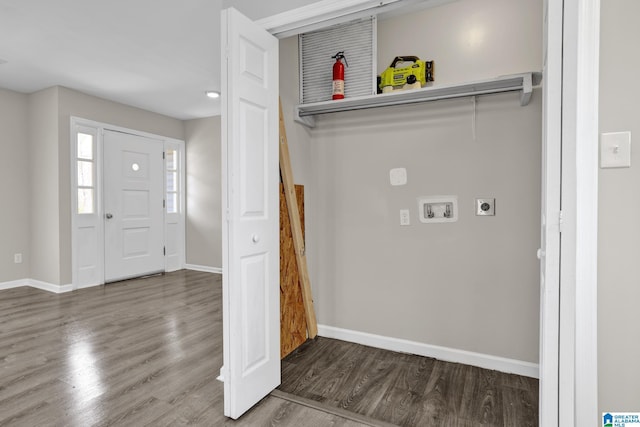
left=205, top=91, right=220, bottom=99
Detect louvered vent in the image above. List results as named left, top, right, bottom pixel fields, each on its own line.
left=299, top=17, right=376, bottom=104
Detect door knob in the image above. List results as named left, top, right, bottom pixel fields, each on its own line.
left=105, top=213, right=113, bottom=219
left=251, top=234, right=260, bottom=243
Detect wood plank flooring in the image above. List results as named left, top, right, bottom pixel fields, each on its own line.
left=0, top=271, right=369, bottom=427
left=279, top=337, right=539, bottom=427
left=0, top=270, right=537, bottom=426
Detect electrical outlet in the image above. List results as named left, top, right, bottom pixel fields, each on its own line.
left=476, top=198, right=496, bottom=216
left=14, top=253, right=22, bottom=264
left=400, top=209, right=410, bottom=226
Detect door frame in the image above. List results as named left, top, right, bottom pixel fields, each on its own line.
left=226, top=0, right=600, bottom=421
left=70, top=117, right=186, bottom=290
left=558, top=0, right=600, bottom=424
left=538, top=0, right=562, bottom=424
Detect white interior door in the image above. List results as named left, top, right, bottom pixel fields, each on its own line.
left=221, top=7, right=280, bottom=420
left=538, top=0, right=562, bottom=425
left=104, top=130, right=165, bottom=282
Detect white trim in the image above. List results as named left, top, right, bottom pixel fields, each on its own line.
left=184, top=264, right=223, bottom=274
left=72, top=117, right=183, bottom=143
left=0, top=279, right=29, bottom=291
left=318, top=325, right=539, bottom=379
left=559, top=0, right=600, bottom=424
left=0, top=279, right=73, bottom=294
left=257, top=0, right=455, bottom=38
left=28, top=279, right=73, bottom=294
left=539, top=0, right=562, bottom=424
left=75, top=282, right=103, bottom=290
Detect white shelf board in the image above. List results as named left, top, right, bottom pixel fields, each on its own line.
left=294, top=71, right=542, bottom=127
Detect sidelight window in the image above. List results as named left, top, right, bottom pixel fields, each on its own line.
left=165, top=148, right=179, bottom=214
left=76, top=132, right=95, bottom=214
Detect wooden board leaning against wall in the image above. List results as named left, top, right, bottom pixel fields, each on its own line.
left=280, top=183, right=307, bottom=358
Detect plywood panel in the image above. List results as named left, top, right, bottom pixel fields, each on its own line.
left=280, top=184, right=307, bottom=358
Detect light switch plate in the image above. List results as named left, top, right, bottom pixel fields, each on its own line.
left=389, top=168, right=407, bottom=186
left=600, top=131, right=631, bottom=168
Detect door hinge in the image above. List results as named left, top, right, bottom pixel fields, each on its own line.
left=163, top=151, right=165, bottom=160
left=163, top=246, right=166, bottom=256
left=163, top=199, right=166, bottom=209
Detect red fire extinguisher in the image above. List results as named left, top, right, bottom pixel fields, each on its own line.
left=332, top=51, right=348, bottom=100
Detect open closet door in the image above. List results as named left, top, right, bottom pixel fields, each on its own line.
left=221, top=7, right=280, bottom=420
left=538, top=0, right=561, bottom=424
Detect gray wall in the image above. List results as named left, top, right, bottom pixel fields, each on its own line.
left=0, top=88, right=29, bottom=282
left=28, top=87, right=61, bottom=284
left=281, top=0, right=542, bottom=363
left=598, top=0, right=640, bottom=413
left=185, top=116, right=222, bottom=268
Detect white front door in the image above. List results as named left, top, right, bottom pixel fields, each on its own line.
left=221, top=7, right=280, bottom=419
left=103, top=130, right=165, bottom=282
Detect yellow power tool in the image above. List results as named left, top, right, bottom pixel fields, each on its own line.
left=379, top=56, right=434, bottom=92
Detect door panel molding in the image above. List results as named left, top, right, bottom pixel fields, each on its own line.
left=103, top=130, right=164, bottom=282
left=221, top=7, right=280, bottom=419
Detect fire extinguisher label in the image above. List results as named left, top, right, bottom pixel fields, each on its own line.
left=332, top=80, right=344, bottom=96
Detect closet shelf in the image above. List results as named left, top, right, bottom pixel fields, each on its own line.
left=294, top=71, right=542, bottom=128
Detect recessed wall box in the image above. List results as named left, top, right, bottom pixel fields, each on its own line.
left=418, top=196, right=458, bottom=223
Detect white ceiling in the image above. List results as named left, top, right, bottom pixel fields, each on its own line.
left=0, top=0, right=439, bottom=120
left=0, top=0, right=226, bottom=120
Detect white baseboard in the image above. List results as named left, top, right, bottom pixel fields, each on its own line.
left=27, top=279, right=73, bottom=294
left=0, top=279, right=29, bottom=291
left=75, top=282, right=102, bottom=290
left=0, top=278, right=73, bottom=294
left=317, top=324, right=539, bottom=379
left=184, top=264, right=223, bottom=274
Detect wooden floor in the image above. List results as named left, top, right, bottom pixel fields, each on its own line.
left=0, top=270, right=537, bottom=426
left=279, top=338, right=538, bottom=427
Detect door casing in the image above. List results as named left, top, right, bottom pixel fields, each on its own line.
left=70, top=117, right=186, bottom=289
